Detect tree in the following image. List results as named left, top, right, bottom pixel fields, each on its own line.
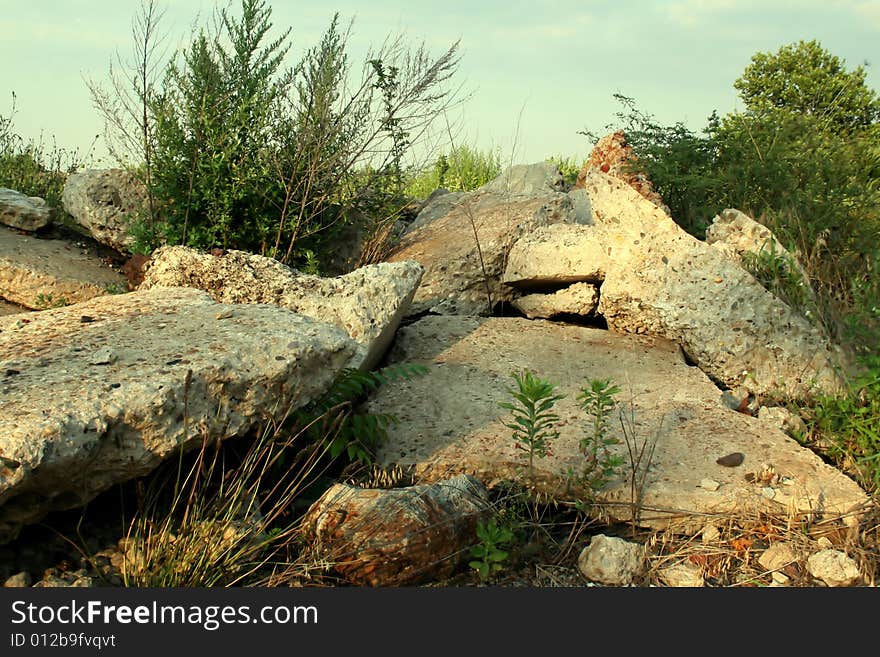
left=733, top=39, right=880, bottom=134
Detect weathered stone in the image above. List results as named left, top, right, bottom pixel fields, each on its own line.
left=0, top=225, right=127, bottom=309
left=657, top=561, right=704, bottom=587
left=577, top=534, right=645, bottom=585
left=0, top=287, right=357, bottom=544
left=568, top=187, right=593, bottom=224
left=512, top=282, right=599, bottom=319
left=575, top=131, right=669, bottom=213
left=758, top=406, right=807, bottom=438
left=387, top=191, right=575, bottom=315
left=807, top=549, right=861, bottom=587
left=62, top=169, right=146, bottom=253
left=758, top=543, right=799, bottom=572
left=403, top=190, right=466, bottom=235
left=568, top=169, right=844, bottom=399
left=0, top=188, right=51, bottom=232
left=301, top=474, right=491, bottom=586
left=502, top=223, right=610, bottom=288
left=138, top=246, right=423, bottom=370
left=367, top=315, right=869, bottom=531
left=478, top=162, right=566, bottom=195
left=706, top=209, right=811, bottom=286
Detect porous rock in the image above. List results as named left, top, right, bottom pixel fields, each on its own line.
left=0, top=225, right=127, bottom=309
left=577, top=534, right=645, bottom=586
left=138, top=245, right=423, bottom=370
left=62, top=169, right=146, bottom=253
left=0, top=188, right=51, bottom=232
left=366, top=315, right=869, bottom=531
left=0, top=287, right=356, bottom=544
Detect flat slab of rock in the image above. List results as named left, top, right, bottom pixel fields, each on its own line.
left=0, top=189, right=51, bottom=232
left=0, top=287, right=357, bottom=544
left=0, top=226, right=127, bottom=309
left=387, top=191, right=575, bottom=315
left=139, top=246, right=423, bottom=370
left=367, top=316, right=868, bottom=531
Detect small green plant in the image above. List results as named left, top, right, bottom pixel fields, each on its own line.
left=293, top=363, right=429, bottom=465
left=499, top=370, right=565, bottom=480
left=104, top=283, right=127, bottom=295
left=33, top=293, right=70, bottom=310
left=741, top=240, right=815, bottom=320
left=576, top=378, right=625, bottom=493
left=468, top=516, right=514, bottom=581
left=405, top=143, right=502, bottom=198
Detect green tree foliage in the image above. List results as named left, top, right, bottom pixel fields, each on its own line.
left=734, top=39, right=880, bottom=134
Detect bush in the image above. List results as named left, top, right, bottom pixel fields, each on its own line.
left=405, top=143, right=502, bottom=198
left=97, top=0, right=463, bottom=271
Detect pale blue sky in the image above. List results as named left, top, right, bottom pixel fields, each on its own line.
left=1, top=0, right=878, bottom=167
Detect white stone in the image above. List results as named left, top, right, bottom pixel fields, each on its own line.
left=577, top=534, right=645, bottom=586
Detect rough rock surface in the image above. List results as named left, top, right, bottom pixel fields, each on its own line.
left=706, top=208, right=810, bottom=284
left=388, top=192, right=575, bottom=315
left=512, top=282, right=599, bottom=319
left=0, top=189, right=51, bottom=232
left=0, top=287, right=356, bottom=544
left=366, top=315, right=869, bottom=531
left=503, top=223, right=611, bottom=287
left=61, top=169, right=146, bottom=253
left=575, top=131, right=669, bottom=213
left=138, top=246, right=423, bottom=370
left=0, top=226, right=128, bottom=309
left=511, top=170, right=845, bottom=399
left=806, top=549, right=861, bottom=587
left=301, top=474, right=491, bottom=586
left=577, top=534, right=645, bottom=585
left=403, top=190, right=465, bottom=235
left=658, top=561, right=704, bottom=587
left=478, top=162, right=566, bottom=195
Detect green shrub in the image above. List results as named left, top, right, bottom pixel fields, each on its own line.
left=97, top=0, right=462, bottom=271
left=405, top=143, right=502, bottom=198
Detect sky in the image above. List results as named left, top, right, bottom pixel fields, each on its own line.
left=1, top=0, right=879, bottom=168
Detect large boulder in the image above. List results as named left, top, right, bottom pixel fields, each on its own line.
left=0, top=188, right=51, bottom=232
left=0, top=287, right=357, bottom=544
left=502, top=170, right=845, bottom=399
left=386, top=190, right=576, bottom=315
left=138, top=246, right=423, bottom=370
left=62, top=169, right=146, bottom=253
left=0, top=225, right=128, bottom=309
left=366, top=315, right=868, bottom=532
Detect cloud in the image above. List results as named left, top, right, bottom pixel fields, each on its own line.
left=490, top=13, right=594, bottom=41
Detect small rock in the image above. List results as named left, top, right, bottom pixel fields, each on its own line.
left=758, top=543, right=798, bottom=572
left=716, top=452, right=745, bottom=467
left=770, top=571, right=790, bottom=586
left=658, top=562, right=704, bottom=587
left=3, top=571, right=32, bottom=587
left=816, top=537, right=833, bottom=550
left=807, top=549, right=861, bottom=587
left=699, top=478, right=720, bottom=491
left=577, top=534, right=645, bottom=586
left=701, top=525, right=721, bottom=544
left=89, top=347, right=117, bottom=365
